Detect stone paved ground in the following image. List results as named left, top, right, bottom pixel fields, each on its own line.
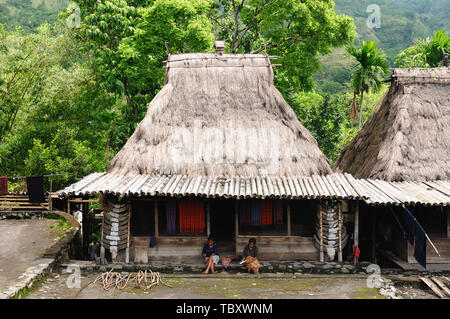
left=26, top=267, right=440, bottom=299
left=0, top=218, right=64, bottom=294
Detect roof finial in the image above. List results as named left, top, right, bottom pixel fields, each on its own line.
left=214, top=41, right=225, bottom=55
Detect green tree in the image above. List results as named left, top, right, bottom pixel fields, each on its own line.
left=210, top=0, right=355, bottom=93
left=347, top=40, right=389, bottom=130
left=395, top=30, right=449, bottom=68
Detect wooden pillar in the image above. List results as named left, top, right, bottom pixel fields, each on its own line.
left=154, top=201, right=159, bottom=237
left=100, top=211, right=105, bottom=265
left=234, top=201, right=239, bottom=255
left=447, top=206, right=450, bottom=239
left=82, top=202, right=89, bottom=259
left=354, top=200, right=359, bottom=265
left=206, top=200, right=211, bottom=237
left=371, top=208, right=376, bottom=263
left=287, top=201, right=291, bottom=236
left=234, top=201, right=239, bottom=237
left=338, top=201, right=343, bottom=262
left=125, top=202, right=131, bottom=263
left=319, top=203, right=324, bottom=262
left=49, top=175, right=53, bottom=211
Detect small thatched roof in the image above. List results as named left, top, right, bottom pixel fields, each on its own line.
left=108, top=53, right=331, bottom=178
left=335, top=68, right=450, bottom=182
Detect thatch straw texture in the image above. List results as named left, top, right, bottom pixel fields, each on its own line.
left=108, top=53, right=331, bottom=177
left=335, top=68, right=450, bottom=182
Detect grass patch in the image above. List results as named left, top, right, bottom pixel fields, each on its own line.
left=350, top=287, right=386, bottom=299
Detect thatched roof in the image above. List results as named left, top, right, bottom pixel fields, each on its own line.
left=108, top=53, right=331, bottom=178
left=335, top=68, right=450, bottom=182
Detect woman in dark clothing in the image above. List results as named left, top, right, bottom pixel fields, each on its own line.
left=241, top=238, right=260, bottom=274
left=202, top=237, right=218, bottom=274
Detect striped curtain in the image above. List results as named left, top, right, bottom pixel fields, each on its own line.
left=251, top=200, right=261, bottom=226
left=179, top=200, right=205, bottom=233
left=166, top=201, right=177, bottom=234
left=273, top=200, right=283, bottom=225
left=261, top=199, right=273, bottom=225
left=240, top=200, right=251, bottom=225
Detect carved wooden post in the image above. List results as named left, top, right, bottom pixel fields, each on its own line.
left=319, top=203, right=324, bottom=262
left=354, top=200, right=359, bottom=265
left=338, top=201, right=343, bottom=262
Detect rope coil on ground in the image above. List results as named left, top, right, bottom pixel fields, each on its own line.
left=90, top=269, right=172, bottom=291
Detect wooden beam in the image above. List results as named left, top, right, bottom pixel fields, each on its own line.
left=287, top=200, right=291, bottom=236
left=68, top=199, right=99, bottom=203
left=354, top=200, right=359, bottom=265
left=420, top=277, right=446, bottom=298
left=235, top=200, right=239, bottom=255
left=154, top=201, right=159, bottom=237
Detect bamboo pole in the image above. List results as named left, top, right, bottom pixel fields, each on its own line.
left=49, top=175, right=53, bottom=211
left=100, top=210, right=105, bottom=265
left=338, top=201, right=343, bottom=262
left=319, top=203, right=324, bottom=262
left=354, top=200, right=359, bottom=265
left=235, top=201, right=239, bottom=255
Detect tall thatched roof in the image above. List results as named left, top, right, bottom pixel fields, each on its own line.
left=335, top=68, right=450, bottom=182
left=108, top=53, right=331, bottom=178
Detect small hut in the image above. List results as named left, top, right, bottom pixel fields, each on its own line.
left=335, top=68, right=450, bottom=269
left=58, top=45, right=367, bottom=265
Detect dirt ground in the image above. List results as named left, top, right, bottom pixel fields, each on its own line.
left=0, top=218, right=63, bottom=292
left=27, top=269, right=391, bottom=299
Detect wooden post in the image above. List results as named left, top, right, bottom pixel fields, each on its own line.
left=371, top=208, right=376, bottom=263
left=100, top=211, right=105, bottom=265
left=125, top=202, right=131, bottom=263
left=206, top=200, right=211, bottom=237
left=447, top=206, right=450, bottom=239
left=154, top=201, right=159, bottom=237
left=49, top=175, right=53, bottom=211
left=338, top=201, right=343, bottom=262
left=319, top=203, right=324, bottom=262
left=82, top=202, right=89, bottom=259
left=287, top=201, right=291, bottom=236
left=234, top=201, right=239, bottom=236
left=354, top=200, right=359, bottom=265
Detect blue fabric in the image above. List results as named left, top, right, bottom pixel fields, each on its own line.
left=403, top=207, right=427, bottom=269
left=400, top=208, right=415, bottom=245
left=150, top=236, right=157, bottom=248
left=166, top=201, right=177, bottom=234
left=202, top=243, right=218, bottom=257
left=251, top=200, right=261, bottom=226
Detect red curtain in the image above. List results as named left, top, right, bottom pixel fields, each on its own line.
left=261, top=199, right=273, bottom=225
left=179, top=200, right=205, bottom=233
left=240, top=200, right=251, bottom=225
left=273, top=200, right=283, bottom=225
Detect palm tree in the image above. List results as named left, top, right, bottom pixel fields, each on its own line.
left=347, top=41, right=389, bottom=130
left=415, top=30, right=449, bottom=67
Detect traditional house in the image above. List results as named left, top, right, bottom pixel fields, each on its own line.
left=335, top=68, right=450, bottom=269
left=58, top=44, right=365, bottom=264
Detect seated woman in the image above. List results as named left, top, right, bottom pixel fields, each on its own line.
left=202, top=237, right=219, bottom=274
left=241, top=238, right=260, bottom=274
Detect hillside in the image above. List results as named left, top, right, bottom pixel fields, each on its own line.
left=0, top=0, right=68, bottom=32
left=315, top=0, right=450, bottom=94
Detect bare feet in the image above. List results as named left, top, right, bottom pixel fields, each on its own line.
left=202, top=270, right=209, bottom=274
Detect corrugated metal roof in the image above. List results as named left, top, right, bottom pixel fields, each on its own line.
left=56, top=172, right=450, bottom=206
left=56, top=173, right=365, bottom=200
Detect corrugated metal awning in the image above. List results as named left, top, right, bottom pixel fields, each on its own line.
left=56, top=172, right=366, bottom=200
left=56, top=172, right=450, bottom=206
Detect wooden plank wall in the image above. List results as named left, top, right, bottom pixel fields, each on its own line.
left=236, top=235, right=318, bottom=260
left=0, top=195, right=49, bottom=211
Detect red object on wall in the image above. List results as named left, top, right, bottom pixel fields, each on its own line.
left=179, top=200, right=205, bottom=233
left=240, top=200, right=251, bottom=225
left=352, top=246, right=360, bottom=260
left=261, top=199, right=273, bottom=225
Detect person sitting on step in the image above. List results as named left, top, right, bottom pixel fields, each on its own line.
left=202, top=236, right=219, bottom=274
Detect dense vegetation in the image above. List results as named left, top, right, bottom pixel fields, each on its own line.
left=0, top=0, right=448, bottom=192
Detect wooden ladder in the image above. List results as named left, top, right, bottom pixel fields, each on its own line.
left=420, top=276, right=450, bottom=298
